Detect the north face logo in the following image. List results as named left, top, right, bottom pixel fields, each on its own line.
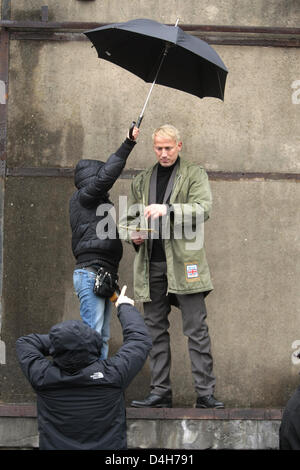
left=90, top=372, right=104, bottom=380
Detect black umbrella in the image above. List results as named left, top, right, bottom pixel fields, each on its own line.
left=84, top=18, right=228, bottom=132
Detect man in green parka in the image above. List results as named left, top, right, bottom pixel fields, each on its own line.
left=120, top=124, right=224, bottom=409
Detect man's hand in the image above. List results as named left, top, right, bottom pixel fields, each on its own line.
left=144, top=204, right=167, bottom=220
left=127, top=125, right=139, bottom=141
left=131, top=230, right=147, bottom=245
left=115, top=285, right=135, bottom=307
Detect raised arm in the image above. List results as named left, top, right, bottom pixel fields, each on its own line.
left=16, top=334, right=52, bottom=389
left=108, top=287, right=152, bottom=388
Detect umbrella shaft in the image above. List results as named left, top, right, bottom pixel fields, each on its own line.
left=138, top=44, right=170, bottom=124
left=139, top=80, right=156, bottom=119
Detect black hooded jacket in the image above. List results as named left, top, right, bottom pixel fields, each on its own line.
left=16, top=304, right=152, bottom=450
left=69, top=138, right=136, bottom=272
left=279, top=386, right=300, bottom=449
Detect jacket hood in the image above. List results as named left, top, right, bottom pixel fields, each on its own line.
left=49, top=320, right=102, bottom=374
left=74, top=159, right=104, bottom=189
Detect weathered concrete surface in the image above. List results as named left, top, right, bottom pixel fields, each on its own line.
left=7, top=41, right=300, bottom=173
left=0, top=178, right=4, bottom=365
left=0, top=405, right=282, bottom=450
left=0, top=177, right=77, bottom=402
left=1, top=177, right=299, bottom=407
left=127, top=419, right=280, bottom=450
left=0, top=417, right=38, bottom=449
left=0, top=1, right=299, bottom=410
left=10, top=0, right=300, bottom=27
left=0, top=417, right=281, bottom=450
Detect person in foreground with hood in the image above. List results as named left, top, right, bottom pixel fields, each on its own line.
left=16, top=286, right=152, bottom=450
left=279, top=349, right=300, bottom=450
left=69, top=126, right=139, bottom=359
left=279, top=387, right=300, bottom=450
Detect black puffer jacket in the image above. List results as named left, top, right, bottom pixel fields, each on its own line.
left=16, top=304, right=152, bottom=450
left=69, top=138, right=136, bottom=272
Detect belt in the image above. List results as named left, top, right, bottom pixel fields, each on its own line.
left=82, top=266, right=98, bottom=274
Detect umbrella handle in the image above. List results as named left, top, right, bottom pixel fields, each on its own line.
left=129, top=121, right=136, bottom=140
left=129, top=116, right=143, bottom=139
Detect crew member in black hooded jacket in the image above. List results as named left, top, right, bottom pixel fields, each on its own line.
left=69, top=126, right=139, bottom=359
left=279, top=379, right=300, bottom=449
left=16, top=286, right=152, bottom=450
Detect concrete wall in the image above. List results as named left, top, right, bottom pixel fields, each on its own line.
left=9, top=0, right=300, bottom=27
left=0, top=416, right=281, bottom=450
left=0, top=1, right=299, bottom=408
left=0, top=404, right=282, bottom=450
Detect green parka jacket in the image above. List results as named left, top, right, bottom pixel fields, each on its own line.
left=120, top=157, right=213, bottom=302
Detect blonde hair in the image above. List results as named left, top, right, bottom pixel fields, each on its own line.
left=152, top=124, right=181, bottom=144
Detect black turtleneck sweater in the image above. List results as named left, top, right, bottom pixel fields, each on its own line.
left=150, top=160, right=177, bottom=262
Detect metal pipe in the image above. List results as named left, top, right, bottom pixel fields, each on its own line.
left=8, top=31, right=300, bottom=47
left=0, top=20, right=299, bottom=36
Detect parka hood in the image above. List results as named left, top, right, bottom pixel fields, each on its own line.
left=74, top=159, right=104, bottom=189
left=49, top=320, right=102, bottom=374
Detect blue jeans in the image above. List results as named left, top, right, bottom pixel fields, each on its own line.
left=73, top=269, right=112, bottom=359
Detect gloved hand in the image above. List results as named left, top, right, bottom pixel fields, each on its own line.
left=115, top=285, right=135, bottom=307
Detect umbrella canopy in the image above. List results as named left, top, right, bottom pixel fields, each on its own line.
left=84, top=18, right=228, bottom=126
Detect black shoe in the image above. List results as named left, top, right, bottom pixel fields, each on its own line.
left=131, top=393, right=172, bottom=408
left=196, top=395, right=224, bottom=409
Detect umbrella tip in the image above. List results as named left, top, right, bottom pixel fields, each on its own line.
left=175, top=18, right=180, bottom=27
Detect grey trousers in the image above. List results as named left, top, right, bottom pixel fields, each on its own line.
left=143, top=261, right=216, bottom=398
